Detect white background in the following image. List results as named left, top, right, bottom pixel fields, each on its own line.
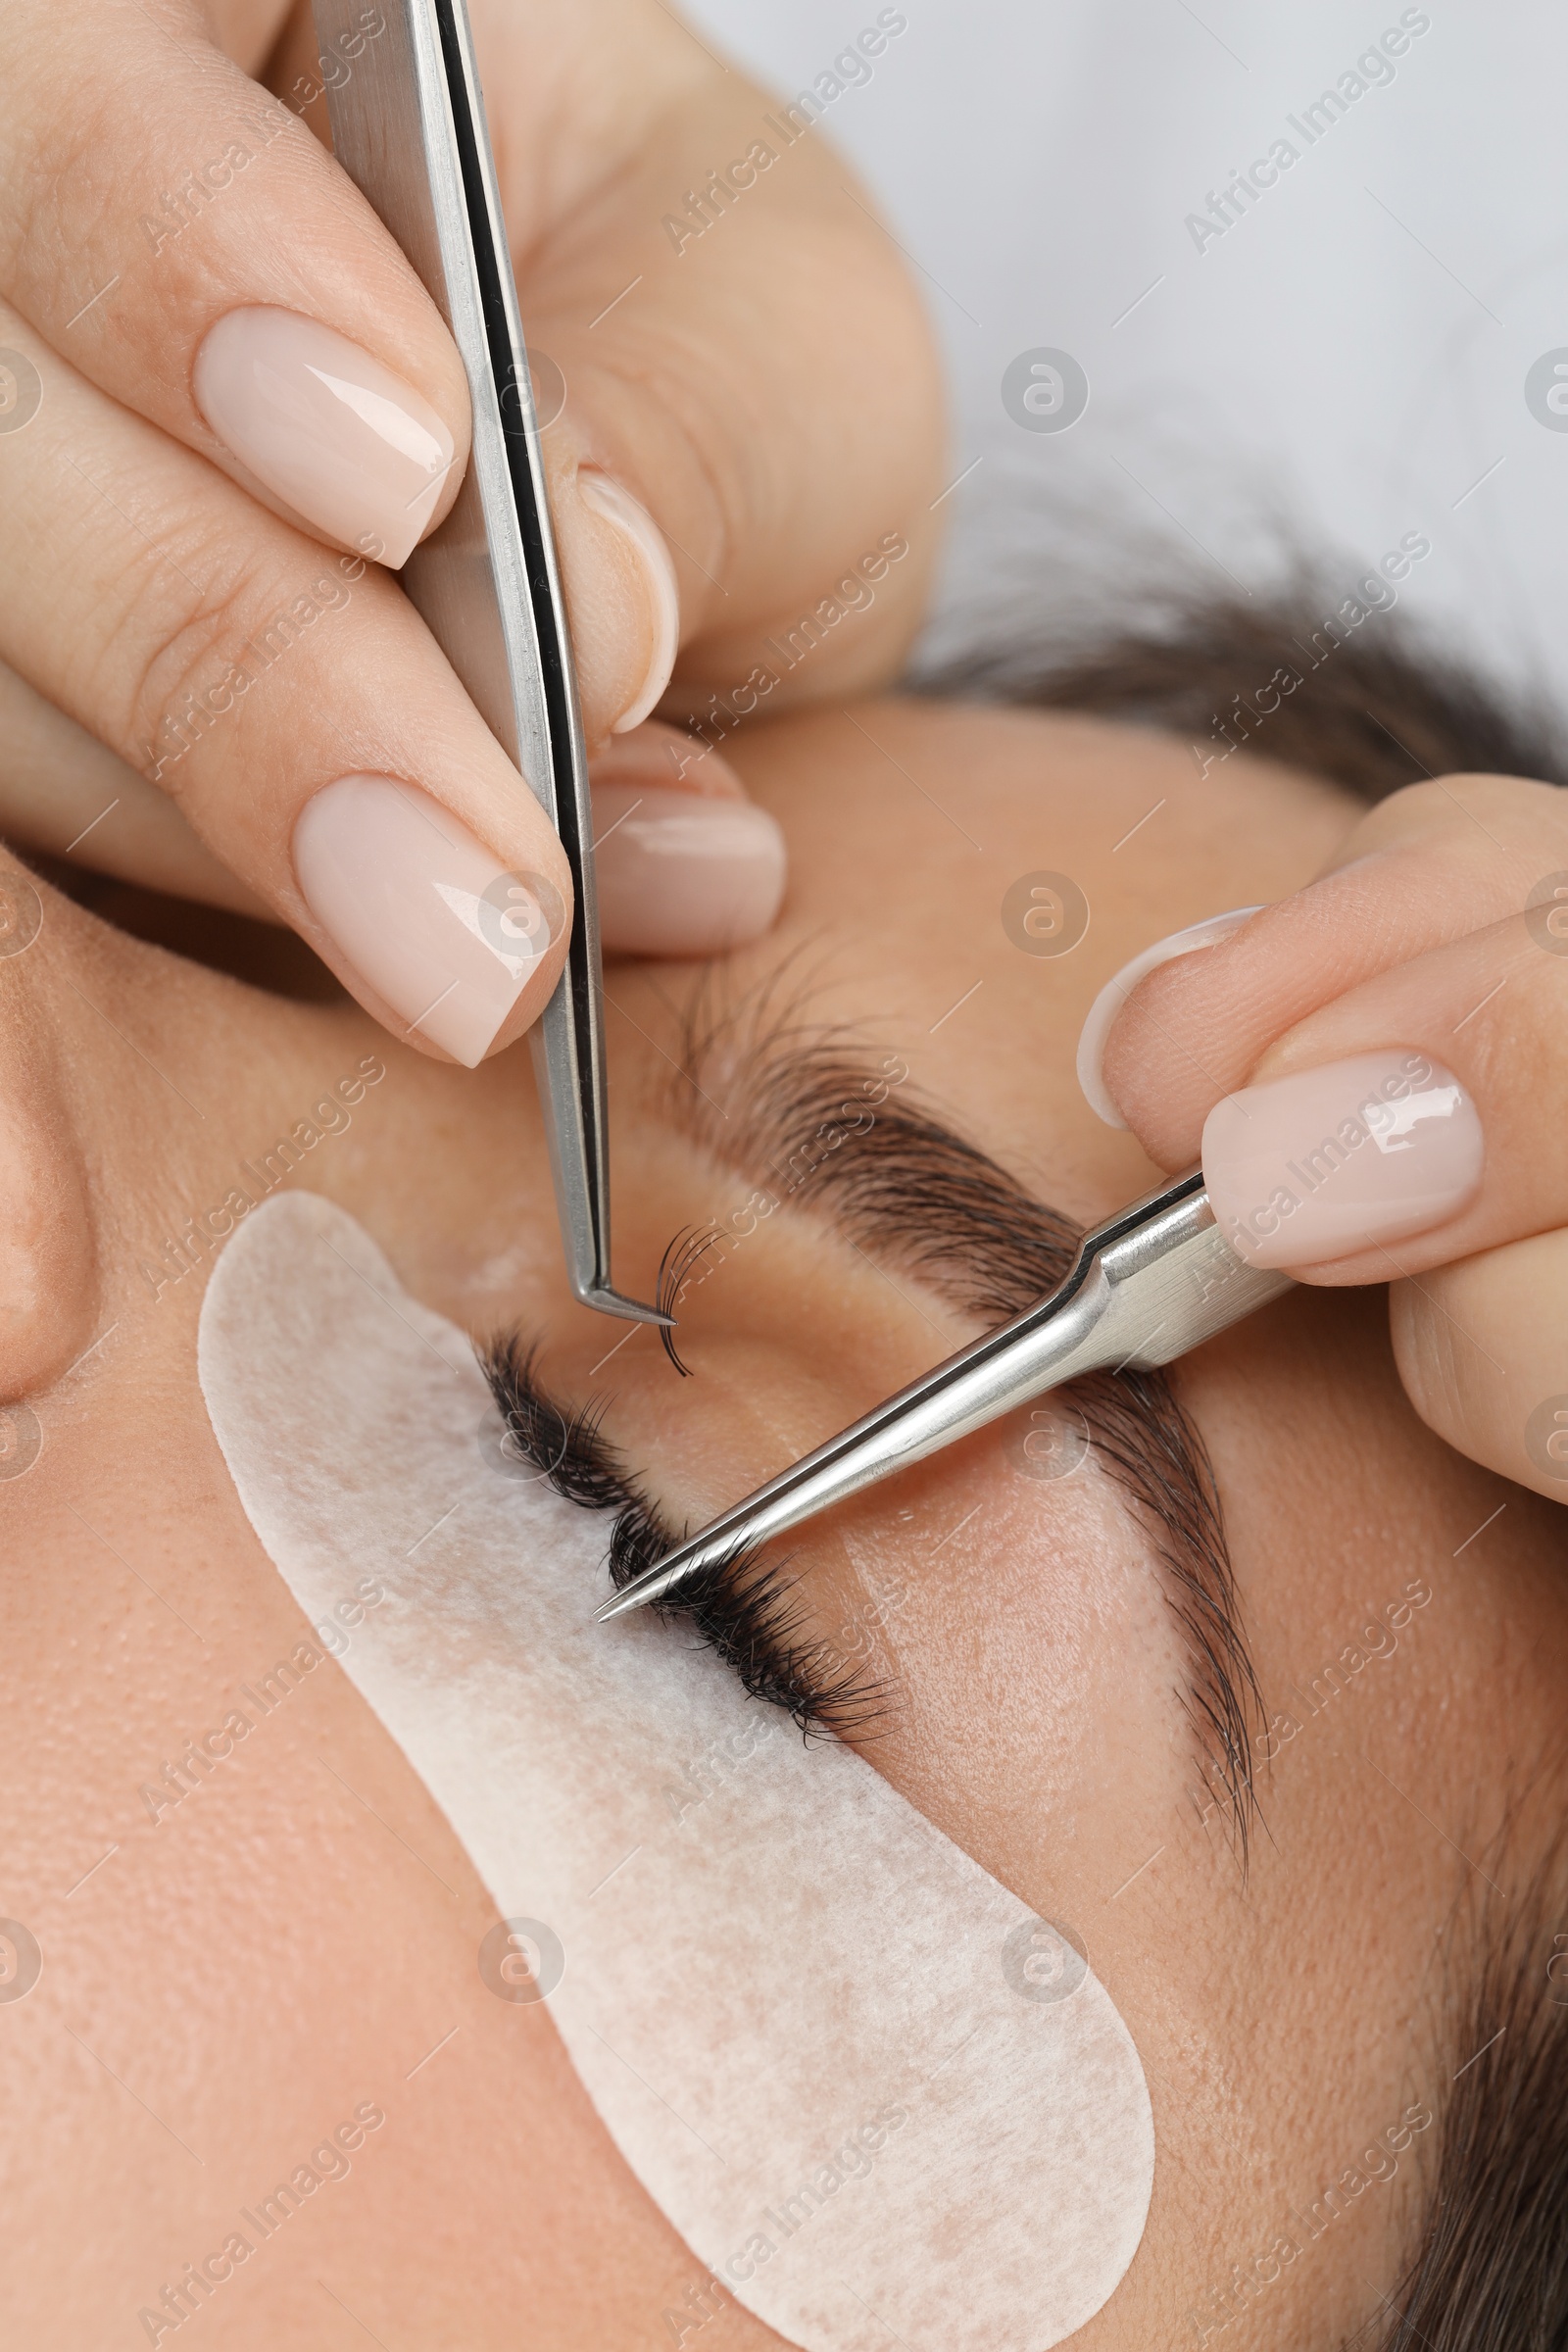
left=682, top=1, right=1568, bottom=706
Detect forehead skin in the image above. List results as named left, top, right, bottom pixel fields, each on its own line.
left=2, top=701, right=1562, bottom=2351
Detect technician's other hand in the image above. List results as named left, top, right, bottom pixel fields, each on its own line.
left=1087, top=777, right=1568, bottom=1502
left=0, top=0, right=941, bottom=1062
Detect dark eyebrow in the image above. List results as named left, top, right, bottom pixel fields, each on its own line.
left=484, top=980, right=1263, bottom=1845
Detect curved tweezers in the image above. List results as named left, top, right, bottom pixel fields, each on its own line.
left=596, top=1169, right=1295, bottom=1621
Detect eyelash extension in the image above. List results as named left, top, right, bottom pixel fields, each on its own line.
left=645, top=961, right=1265, bottom=1854
left=656, top=1226, right=722, bottom=1378
left=481, top=1333, right=889, bottom=1739
left=480, top=1336, right=623, bottom=1510
left=609, top=1513, right=890, bottom=1741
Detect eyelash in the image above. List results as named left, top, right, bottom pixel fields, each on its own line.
left=481, top=1333, right=889, bottom=1740
left=476, top=973, right=1257, bottom=1842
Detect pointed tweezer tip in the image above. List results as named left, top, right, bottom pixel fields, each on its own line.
left=595, top=1534, right=717, bottom=1621
left=580, top=1286, right=675, bottom=1330
left=594, top=1566, right=681, bottom=1623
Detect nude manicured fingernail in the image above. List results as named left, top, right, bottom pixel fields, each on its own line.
left=194, top=308, right=456, bottom=568
left=589, top=721, right=746, bottom=800
left=592, top=784, right=785, bottom=956
left=1202, top=1049, right=1485, bottom=1268
left=576, top=470, right=680, bottom=732
left=1076, top=906, right=1263, bottom=1126
left=293, top=776, right=563, bottom=1065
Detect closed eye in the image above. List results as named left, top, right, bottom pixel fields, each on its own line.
left=480, top=986, right=1261, bottom=1848
left=481, top=1332, right=890, bottom=1739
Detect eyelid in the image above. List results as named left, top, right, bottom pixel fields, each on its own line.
left=480, top=1331, right=888, bottom=1736
left=490, top=1011, right=1259, bottom=1839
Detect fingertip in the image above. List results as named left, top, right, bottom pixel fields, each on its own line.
left=593, top=786, right=785, bottom=958
left=1076, top=906, right=1264, bottom=1128
left=561, top=468, right=681, bottom=739
left=192, top=307, right=464, bottom=570
left=1390, top=1232, right=1568, bottom=1503
left=291, top=774, right=569, bottom=1065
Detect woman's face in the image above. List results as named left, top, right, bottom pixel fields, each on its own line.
left=5, top=699, right=1562, bottom=2349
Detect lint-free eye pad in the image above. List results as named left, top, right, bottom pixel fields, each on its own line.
left=198, top=1194, right=1154, bottom=2350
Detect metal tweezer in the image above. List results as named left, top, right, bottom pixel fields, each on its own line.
left=316, top=0, right=667, bottom=1325
left=597, top=1169, right=1296, bottom=1620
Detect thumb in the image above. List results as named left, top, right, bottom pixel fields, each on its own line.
left=1391, top=1233, right=1568, bottom=1505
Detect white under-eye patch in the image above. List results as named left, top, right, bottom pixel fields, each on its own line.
left=198, top=1195, right=1154, bottom=2350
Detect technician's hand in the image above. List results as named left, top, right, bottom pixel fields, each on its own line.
left=1086, top=776, right=1568, bottom=1502
left=0, top=0, right=941, bottom=1063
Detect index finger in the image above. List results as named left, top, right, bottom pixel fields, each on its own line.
left=1099, top=775, right=1568, bottom=1168
left=1198, top=909, right=1564, bottom=1284
left=4, top=0, right=470, bottom=567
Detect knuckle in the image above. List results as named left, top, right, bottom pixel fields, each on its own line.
left=1362, top=777, right=1477, bottom=839
left=1389, top=778, right=1451, bottom=821
left=1461, top=976, right=1563, bottom=1126
left=2, top=39, right=142, bottom=298
left=1416, top=772, right=1564, bottom=833
left=98, top=549, right=259, bottom=790
left=104, top=535, right=349, bottom=796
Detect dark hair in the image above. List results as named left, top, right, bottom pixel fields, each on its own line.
left=942, top=578, right=1568, bottom=2352
left=1377, top=1830, right=1568, bottom=2352
left=31, top=561, right=1568, bottom=2344
left=921, top=565, right=1568, bottom=808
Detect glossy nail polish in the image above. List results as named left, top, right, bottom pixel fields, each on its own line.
left=592, top=784, right=785, bottom=956
left=1202, top=1049, right=1485, bottom=1268
left=194, top=308, right=456, bottom=567
left=293, top=775, right=562, bottom=1065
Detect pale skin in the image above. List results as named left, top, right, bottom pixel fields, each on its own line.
left=1, top=0, right=1556, bottom=1476
left=0, top=0, right=943, bottom=988
left=3, top=699, right=1563, bottom=2348
left=1103, top=774, right=1568, bottom=1501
